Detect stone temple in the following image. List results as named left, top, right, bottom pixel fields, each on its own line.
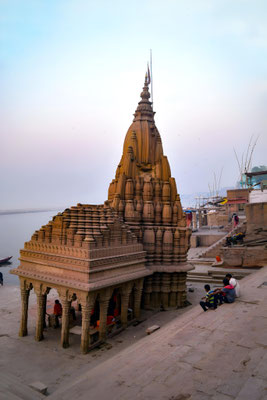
left=11, top=74, right=192, bottom=353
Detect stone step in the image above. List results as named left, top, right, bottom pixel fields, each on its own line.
left=0, top=372, right=45, bottom=400
left=48, top=267, right=267, bottom=400
left=187, top=277, right=222, bottom=284
left=188, top=271, right=210, bottom=277
left=199, top=222, right=246, bottom=258
left=189, top=258, right=214, bottom=265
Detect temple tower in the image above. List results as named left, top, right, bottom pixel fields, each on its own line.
left=108, top=74, right=193, bottom=309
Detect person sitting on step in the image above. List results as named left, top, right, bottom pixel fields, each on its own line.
left=214, top=278, right=236, bottom=304
left=225, top=273, right=240, bottom=297
left=200, top=284, right=217, bottom=312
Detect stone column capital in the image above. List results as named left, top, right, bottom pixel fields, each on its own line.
left=33, top=283, right=50, bottom=296
left=57, top=288, right=77, bottom=303
left=121, top=282, right=133, bottom=297
left=134, top=278, right=144, bottom=291
left=99, top=287, right=113, bottom=303
left=19, top=278, right=33, bottom=292
left=79, top=291, right=97, bottom=309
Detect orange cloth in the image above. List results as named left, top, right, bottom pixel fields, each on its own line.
left=96, top=316, right=114, bottom=327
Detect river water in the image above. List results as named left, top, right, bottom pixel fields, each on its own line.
left=0, top=210, right=60, bottom=286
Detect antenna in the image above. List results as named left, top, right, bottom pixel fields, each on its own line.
left=150, top=49, right=153, bottom=109
left=218, top=167, right=223, bottom=194
left=233, top=135, right=260, bottom=188
left=247, top=135, right=260, bottom=171
left=244, top=135, right=253, bottom=172
left=234, top=147, right=242, bottom=186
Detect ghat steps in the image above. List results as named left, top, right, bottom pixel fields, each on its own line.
left=0, top=372, right=45, bottom=400
left=48, top=267, right=267, bottom=400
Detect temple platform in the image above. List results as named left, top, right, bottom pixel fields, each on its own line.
left=0, top=267, right=266, bottom=399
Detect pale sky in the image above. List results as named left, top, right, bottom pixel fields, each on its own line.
left=1, top=0, right=267, bottom=209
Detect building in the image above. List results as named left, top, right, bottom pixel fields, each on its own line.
left=226, top=188, right=249, bottom=215
left=11, top=74, right=192, bottom=353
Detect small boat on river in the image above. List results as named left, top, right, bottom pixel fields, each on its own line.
left=0, top=256, right=12, bottom=264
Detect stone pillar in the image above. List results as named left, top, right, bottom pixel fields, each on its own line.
left=133, top=279, right=143, bottom=319
left=151, top=273, right=161, bottom=308
left=198, top=210, right=202, bottom=228
left=61, top=298, right=71, bottom=348
left=143, top=276, right=152, bottom=309
left=177, top=273, right=187, bottom=308
left=80, top=294, right=95, bottom=354
left=19, top=280, right=32, bottom=337
left=161, top=273, right=171, bottom=309
left=169, top=273, right=178, bottom=308
left=192, top=212, right=197, bottom=230
left=99, top=290, right=111, bottom=341
left=35, top=291, right=47, bottom=341
left=121, top=284, right=132, bottom=328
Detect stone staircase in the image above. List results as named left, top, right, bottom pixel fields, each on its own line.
left=47, top=267, right=267, bottom=400
left=198, top=222, right=246, bottom=259
left=0, top=372, right=45, bottom=400
left=187, top=268, right=251, bottom=284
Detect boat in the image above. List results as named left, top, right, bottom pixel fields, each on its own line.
left=0, top=256, right=12, bottom=264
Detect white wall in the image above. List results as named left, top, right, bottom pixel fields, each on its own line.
left=249, top=190, right=267, bottom=203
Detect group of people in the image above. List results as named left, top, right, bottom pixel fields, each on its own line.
left=200, top=273, right=240, bottom=312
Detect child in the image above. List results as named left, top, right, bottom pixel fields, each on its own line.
left=226, top=273, right=240, bottom=297
left=200, top=284, right=217, bottom=312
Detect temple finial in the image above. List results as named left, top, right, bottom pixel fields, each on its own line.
left=145, top=72, right=148, bottom=86
left=145, top=64, right=151, bottom=86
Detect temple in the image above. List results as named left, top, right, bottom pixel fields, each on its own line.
left=107, top=74, right=192, bottom=308
left=11, top=73, right=192, bottom=353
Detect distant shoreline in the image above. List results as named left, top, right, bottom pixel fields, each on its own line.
left=0, top=208, right=62, bottom=216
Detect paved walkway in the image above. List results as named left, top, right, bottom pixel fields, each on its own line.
left=1, top=268, right=266, bottom=399
left=49, top=267, right=267, bottom=400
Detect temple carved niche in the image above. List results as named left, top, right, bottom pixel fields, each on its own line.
left=107, top=75, right=192, bottom=308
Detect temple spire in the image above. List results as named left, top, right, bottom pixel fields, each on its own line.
left=134, top=72, right=154, bottom=121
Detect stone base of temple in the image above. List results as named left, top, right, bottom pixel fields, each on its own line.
left=143, top=270, right=191, bottom=310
